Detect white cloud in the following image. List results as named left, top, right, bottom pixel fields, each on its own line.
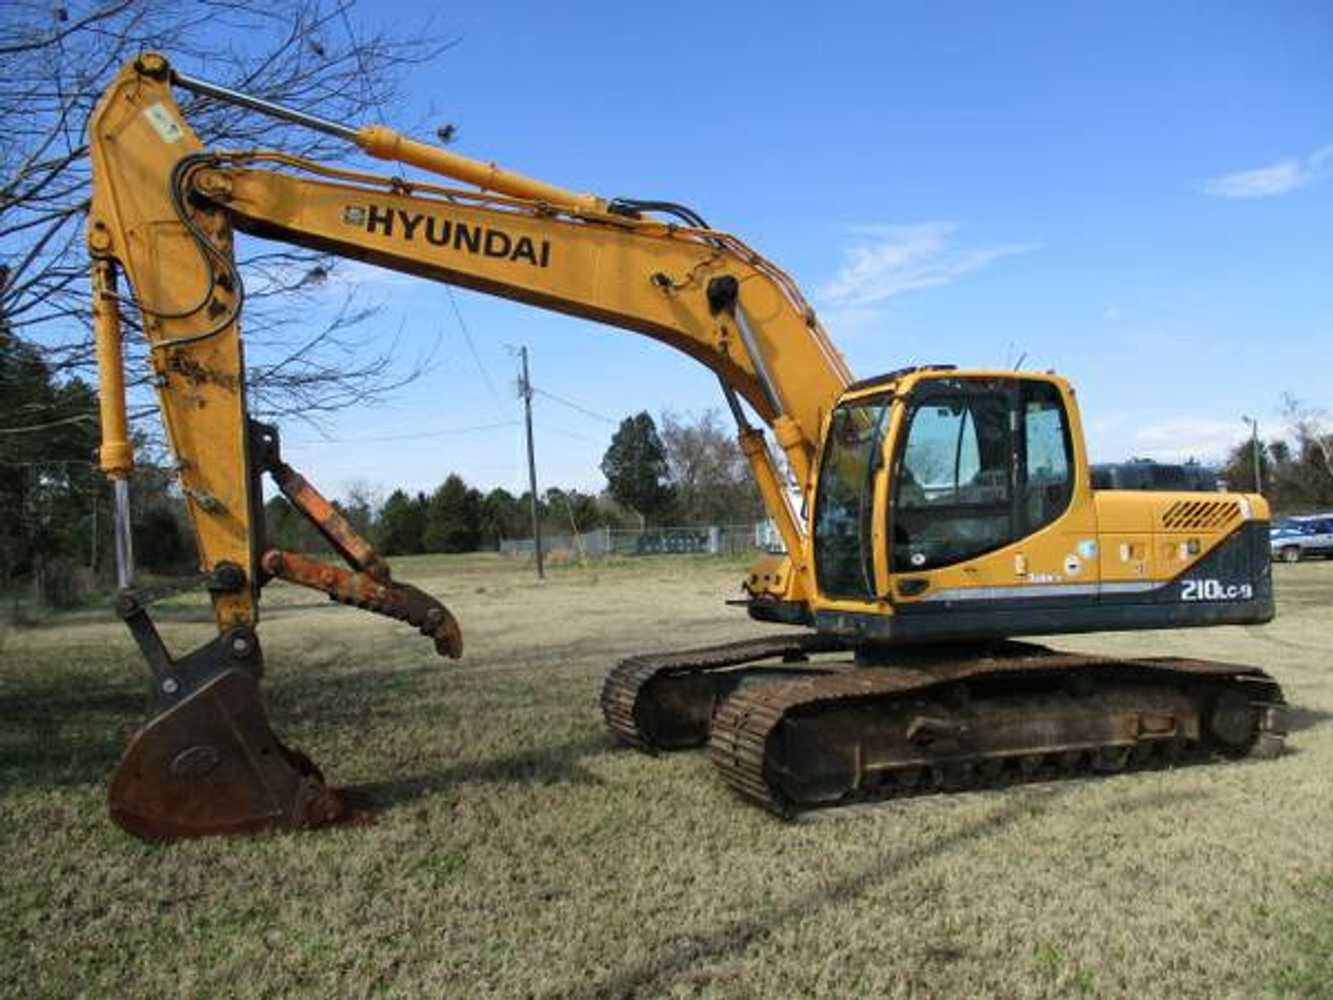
left=817, top=222, right=1039, bottom=308
left=815, top=304, right=889, bottom=338
left=1202, top=144, right=1333, bottom=199
left=1090, top=414, right=1249, bottom=464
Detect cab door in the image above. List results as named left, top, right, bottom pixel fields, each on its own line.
left=810, top=396, right=893, bottom=606
left=885, top=377, right=1084, bottom=609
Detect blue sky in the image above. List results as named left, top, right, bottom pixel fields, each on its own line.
left=269, top=1, right=1330, bottom=498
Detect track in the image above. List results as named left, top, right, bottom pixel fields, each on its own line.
left=601, top=634, right=1287, bottom=816
left=600, top=632, right=849, bottom=752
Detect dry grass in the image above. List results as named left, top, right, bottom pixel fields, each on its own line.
left=2, top=554, right=1331, bottom=999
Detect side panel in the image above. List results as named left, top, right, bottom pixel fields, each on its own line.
left=817, top=520, right=1273, bottom=643
left=1096, top=492, right=1157, bottom=587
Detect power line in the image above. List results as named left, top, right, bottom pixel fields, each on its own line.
left=533, top=387, right=617, bottom=425
left=543, top=424, right=605, bottom=446
left=288, top=419, right=520, bottom=445
left=444, top=286, right=506, bottom=415
left=0, top=412, right=96, bottom=435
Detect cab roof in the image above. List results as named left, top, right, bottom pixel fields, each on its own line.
left=838, top=365, right=1072, bottom=404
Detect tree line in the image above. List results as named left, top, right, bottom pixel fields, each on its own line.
left=267, top=478, right=622, bottom=557
left=266, top=409, right=767, bottom=556
left=13, top=347, right=1333, bottom=611
left=2, top=360, right=768, bottom=606
left=1218, top=395, right=1333, bottom=513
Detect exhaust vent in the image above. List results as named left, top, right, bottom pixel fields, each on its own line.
left=1160, top=499, right=1241, bottom=531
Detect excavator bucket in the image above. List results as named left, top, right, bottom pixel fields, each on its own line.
left=109, top=667, right=348, bottom=841
left=108, top=591, right=359, bottom=842
left=102, top=429, right=460, bottom=841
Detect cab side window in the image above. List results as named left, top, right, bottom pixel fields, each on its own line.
left=892, top=391, right=1013, bottom=571
left=1022, top=382, right=1073, bottom=533
left=892, top=380, right=1075, bottom=573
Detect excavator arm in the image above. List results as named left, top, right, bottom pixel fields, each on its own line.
left=86, top=54, right=850, bottom=838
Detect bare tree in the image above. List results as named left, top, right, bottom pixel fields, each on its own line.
left=1282, top=393, right=1333, bottom=486
left=338, top=477, right=382, bottom=538
left=1, top=0, right=452, bottom=430
left=1220, top=394, right=1333, bottom=511
left=659, top=409, right=764, bottom=524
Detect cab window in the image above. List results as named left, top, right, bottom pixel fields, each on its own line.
left=1022, top=381, right=1072, bottom=534
left=893, top=390, right=1012, bottom=571
left=892, top=379, right=1074, bottom=572
left=814, top=400, right=890, bottom=599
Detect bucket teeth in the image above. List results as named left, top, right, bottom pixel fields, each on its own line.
left=108, top=668, right=349, bottom=841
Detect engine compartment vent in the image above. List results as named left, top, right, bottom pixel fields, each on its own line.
left=1160, top=499, right=1242, bottom=531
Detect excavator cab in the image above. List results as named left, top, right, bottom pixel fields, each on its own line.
left=806, top=366, right=1274, bottom=647
left=813, top=369, right=1078, bottom=608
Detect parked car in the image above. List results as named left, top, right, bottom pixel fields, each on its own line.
left=1270, top=515, right=1333, bottom=562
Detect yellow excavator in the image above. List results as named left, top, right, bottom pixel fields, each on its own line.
left=86, top=54, right=1285, bottom=840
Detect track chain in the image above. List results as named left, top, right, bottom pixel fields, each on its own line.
left=707, top=650, right=1287, bottom=816
left=600, top=632, right=849, bottom=752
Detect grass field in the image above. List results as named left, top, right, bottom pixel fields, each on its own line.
left=2, top=553, right=1331, bottom=999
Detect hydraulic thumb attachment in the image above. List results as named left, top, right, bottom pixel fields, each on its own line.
left=260, top=550, right=463, bottom=659
left=106, top=423, right=462, bottom=841
left=252, top=421, right=463, bottom=660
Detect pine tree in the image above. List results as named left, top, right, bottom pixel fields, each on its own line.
left=377, top=489, right=428, bottom=555
left=423, top=475, right=482, bottom=553
left=600, top=413, right=676, bottom=525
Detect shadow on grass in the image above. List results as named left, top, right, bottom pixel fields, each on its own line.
left=0, top=664, right=146, bottom=795
left=0, top=613, right=626, bottom=795
left=538, top=784, right=1212, bottom=1000
left=1, top=648, right=616, bottom=804
left=341, top=732, right=613, bottom=811
left=1286, top=703, right=1333, bottom=734
left=0, top=659, right=427, bottom=797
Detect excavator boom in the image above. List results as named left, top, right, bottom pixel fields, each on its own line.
left=86, top=54, right=849, bottom=838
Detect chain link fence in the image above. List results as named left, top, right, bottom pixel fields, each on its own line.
left=499, top=521, right=785, bottom=559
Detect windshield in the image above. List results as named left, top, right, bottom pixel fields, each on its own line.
left=814, top=399, right=891, bottom=599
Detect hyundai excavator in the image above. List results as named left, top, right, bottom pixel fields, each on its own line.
left=86, top=54, right=1285, bottom=841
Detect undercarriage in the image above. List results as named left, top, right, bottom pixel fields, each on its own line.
left=601, top=635, right=1286, bottom=815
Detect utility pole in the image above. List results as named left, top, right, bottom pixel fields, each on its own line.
left=1242, top=415, right=1263, bottom=494
left=519, top=346, right=544, bottom=579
